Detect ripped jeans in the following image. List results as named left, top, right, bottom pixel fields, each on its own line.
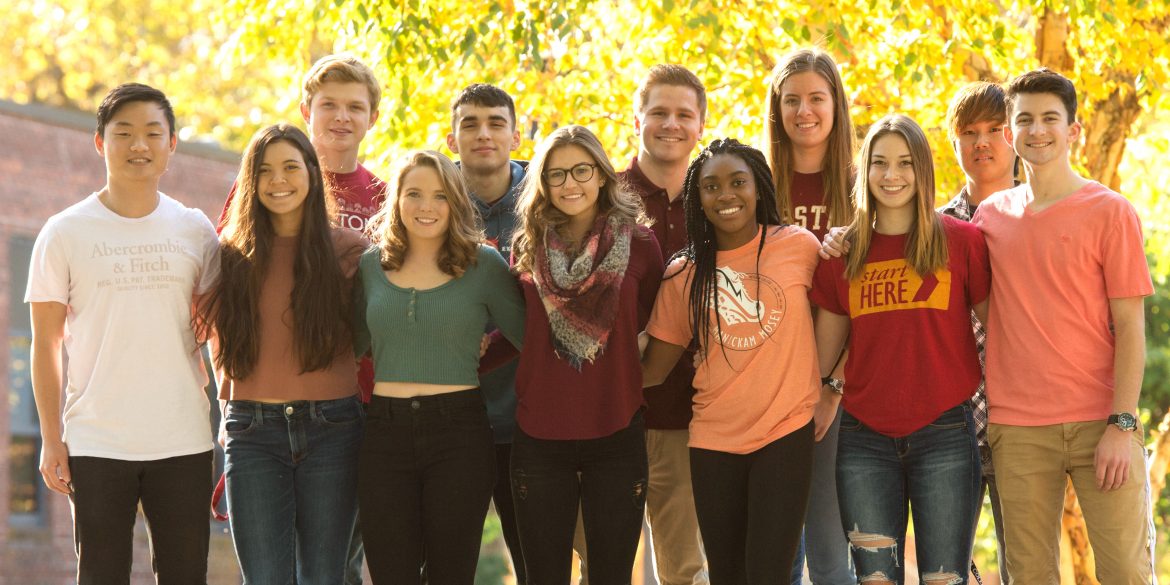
left=836, top=404, right=981, bottom=584
left=511, top=411, right=648, bottom=585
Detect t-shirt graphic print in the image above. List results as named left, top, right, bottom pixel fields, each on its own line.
left=712, top=265, right=786, bottom=351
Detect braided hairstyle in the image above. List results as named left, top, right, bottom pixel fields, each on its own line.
left=673, top=138, right=783, bottom=360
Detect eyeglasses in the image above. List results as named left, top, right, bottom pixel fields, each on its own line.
left=544, top=163, right=597, bottom=187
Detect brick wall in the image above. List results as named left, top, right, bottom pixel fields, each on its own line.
left=0, top=99, right=241, bottom=585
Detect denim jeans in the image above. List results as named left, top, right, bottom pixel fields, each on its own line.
left=511, top=411, right=648, bottom=585
left=70, top=451, right=213, bottom=585
left=224, top=396, right=364, bottom=585
left=690, top=421, right=814, bottom=585
left=836, top=404, right=981, bottom=584
left=358, top=389, right=496, bottom=585
left=797, top=405, right=856, bottom=585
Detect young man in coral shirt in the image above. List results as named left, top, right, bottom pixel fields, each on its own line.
left=971, top=68, right=1155, bottom=583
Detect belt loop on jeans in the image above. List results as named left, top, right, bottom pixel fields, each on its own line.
left=252, top=401, right=265, bottom=425
left=308, top=400, right=320, bottom=422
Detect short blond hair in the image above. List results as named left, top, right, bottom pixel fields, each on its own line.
left=302, top=54, right=382, bottom=114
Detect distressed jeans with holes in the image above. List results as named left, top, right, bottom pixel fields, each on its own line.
left=511, top=410, right=648, bottom=585
left=836, top=404, right=981, bottom=585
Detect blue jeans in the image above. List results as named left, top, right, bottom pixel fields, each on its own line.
left=358, top=390, right=497, bottom=585
left=836, top=404, right=981, bottom=584
left=511, top=411, right=648, bottom=585
left=224, top=396, right=364, bottom=585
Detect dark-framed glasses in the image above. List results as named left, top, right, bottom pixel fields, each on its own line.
left=544, top=163, right=597, bottom=187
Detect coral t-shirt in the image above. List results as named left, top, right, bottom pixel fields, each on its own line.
left=647, top=225, right=820, bottom=454
left=811, top=215, right=990, bottom=437
left=972, top=182, right=1153, bottom=425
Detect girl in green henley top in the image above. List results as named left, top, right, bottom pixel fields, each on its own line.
left=355, top=150, right=525, bottom=585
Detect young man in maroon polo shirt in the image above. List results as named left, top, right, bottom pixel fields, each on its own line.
left=619, top=64, right=709, bottom=585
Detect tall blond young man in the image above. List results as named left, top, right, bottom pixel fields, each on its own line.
left=971, top=68, right=1155, bottom=584
left=28, top=83, right=220, bottom=584
left=618, top=64, right=709, bottom=585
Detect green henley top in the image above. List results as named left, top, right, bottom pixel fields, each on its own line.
left=356, top=244, right=525, bottom=386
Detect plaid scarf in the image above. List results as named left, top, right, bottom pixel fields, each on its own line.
left=533, top=213, right=632, bottom=370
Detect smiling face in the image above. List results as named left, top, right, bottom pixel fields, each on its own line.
left=699, top=153, right=760, bottom=250
left=447, top=103, right=520, bottom=176
left=397, top=165, right=451, bottom=243
left=95, top=100, right=176, bottom=184
left=635, top=84, right=704, bottom=167
left=868, top=133, right=916, bottom=213
left=545, top=144, right=603, bottom=230
left=300, top=81, right=378, bottom=158
left=256, top=140, right=312, bottom=234
left=954, top=118, right=1015, bottom=187
left=1006, top=92, right=1080, bottom=169
left=779, top=71, right=835, bottom=155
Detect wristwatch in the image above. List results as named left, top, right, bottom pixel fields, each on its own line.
left=1107, top=412, right=1137, bottom=432
left=821, top=376, right=844, bottom=395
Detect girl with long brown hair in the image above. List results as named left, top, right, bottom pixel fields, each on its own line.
left=764, top=47, right=857, bottom=584
left=811, top=115, right=989, bottom=584
left=202, top=123, right=368, bottom=584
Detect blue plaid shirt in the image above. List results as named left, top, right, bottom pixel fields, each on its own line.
left=938, top=188, right=992, bottom=472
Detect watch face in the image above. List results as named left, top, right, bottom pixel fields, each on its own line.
left=1113, top=412, right=1138, bottom=430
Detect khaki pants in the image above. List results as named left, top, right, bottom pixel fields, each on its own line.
left=989, top=421, right=1155, bottom=585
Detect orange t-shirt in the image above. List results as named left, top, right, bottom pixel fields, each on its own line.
left=647, top=225, right=820, bottom=454
left=972, top=182, right=1153, bottom=425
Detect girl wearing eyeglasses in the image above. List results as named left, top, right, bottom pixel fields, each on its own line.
left=505, top=125, right=664, bottom=584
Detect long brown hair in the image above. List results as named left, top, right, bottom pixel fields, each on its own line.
left=844, top=114, right=948, bottom=281
left=366, top=150, right=483, bottom=277
left=201, top=123, right=351, bottom=379
left=764, top=48, right=855, bottom=228
left=511, top=125, right=649, bottom=275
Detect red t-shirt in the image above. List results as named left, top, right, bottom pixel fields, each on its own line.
left=811, top=215, right=990, bottom=437
left=515, top=227, right=664, bottom=440
left=790, top=171, right=830, bottom=242
left=218, top=163, right=386, bottom=402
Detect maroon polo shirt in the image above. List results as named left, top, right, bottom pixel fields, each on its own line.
left=618, top=156, right=695, bottom=430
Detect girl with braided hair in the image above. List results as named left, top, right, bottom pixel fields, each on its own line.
left=642, top=138, right=822, bottom=585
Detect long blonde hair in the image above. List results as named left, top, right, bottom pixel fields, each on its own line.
left=764, top=48, right=855, bottom=228
left=844, top=114, right=947, bottom=281
left=511, top=125, right=649, bottom=275
left=366, top=150, right=483, bottom=277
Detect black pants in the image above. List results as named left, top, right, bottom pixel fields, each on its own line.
left=690, top=422, right=814, bottom=585
left=510, top=412, right=648, bottom=585
left=69, top=450, right=213, bottom=585
left=494, top=443, right=527, bottom=585
left=358, top=390, right=496, bottom=585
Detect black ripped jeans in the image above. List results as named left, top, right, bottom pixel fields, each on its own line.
left=510, top=411, right=648, bottom=585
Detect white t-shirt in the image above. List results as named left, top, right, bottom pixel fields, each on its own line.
left=25, top=192, right=220, bottom=460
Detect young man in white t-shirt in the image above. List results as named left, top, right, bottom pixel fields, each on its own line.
left=26, top=83, right=219, bottom=584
